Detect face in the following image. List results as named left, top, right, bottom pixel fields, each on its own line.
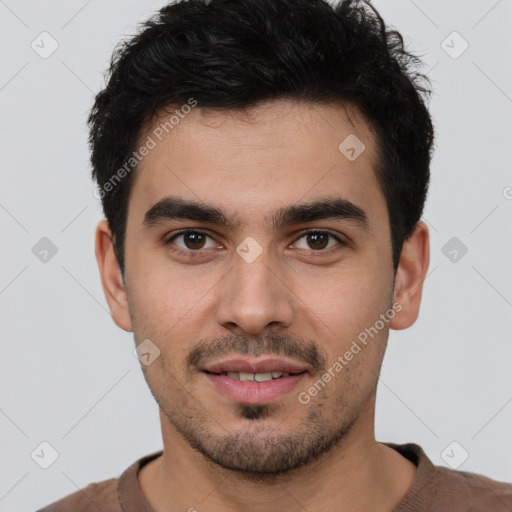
left=118, top=100, right=399, bottom=475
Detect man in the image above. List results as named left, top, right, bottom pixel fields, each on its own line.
left=38, top=0, right=512, bottom=510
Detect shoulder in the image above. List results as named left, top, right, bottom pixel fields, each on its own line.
left=36, top=478, right=120, bottom=512
left=438, top=465, right=512, bottom=510
left=385, top=442, right=512, bottom=512
left=35, top=451, right=162, bottom=512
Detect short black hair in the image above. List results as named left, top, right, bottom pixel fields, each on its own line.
left=88, top=0, right=434, bottom=276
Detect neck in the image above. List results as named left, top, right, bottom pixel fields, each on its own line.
left=139, top=404, right=417, bottom=512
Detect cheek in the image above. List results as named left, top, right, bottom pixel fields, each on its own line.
left=128, top=256, right=209, bottom=322
left=297, top=261, right=392, bottom=349
left=126, top=267, right=215, bottom=362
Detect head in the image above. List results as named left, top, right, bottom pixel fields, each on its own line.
left=93, top=0, right=432, bottom=477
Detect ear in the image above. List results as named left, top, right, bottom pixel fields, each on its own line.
left=390, top=221, right=430, bottom=330
left=95, top=219, right=133, bottom=332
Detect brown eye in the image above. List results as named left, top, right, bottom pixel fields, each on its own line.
left=166, top=230, right=217, bottom=252
left=182, top=232, right=207, bottom=249
left=306, top=232, right=329, bottom=250
left=294, top=230, right=343, bottom=252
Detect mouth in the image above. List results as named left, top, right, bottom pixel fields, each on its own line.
left=204, top=371, right=297, bottom=382
left=202, top=358, right=310, bottom=405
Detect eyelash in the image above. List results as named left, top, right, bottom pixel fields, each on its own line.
left=163, top=229, right=346, bottom=258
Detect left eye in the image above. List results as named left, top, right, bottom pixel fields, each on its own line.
left=294, top=231, right=342, bottom=251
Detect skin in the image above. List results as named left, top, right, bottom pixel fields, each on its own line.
left=95, top=99, right=430, bottom=512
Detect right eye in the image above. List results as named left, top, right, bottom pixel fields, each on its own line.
left=164, top=230, right=221, bottom=256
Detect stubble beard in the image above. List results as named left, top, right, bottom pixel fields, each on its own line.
left=156, top=392, right=359, bottom=481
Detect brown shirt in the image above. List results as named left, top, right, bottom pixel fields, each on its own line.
left=37, top=443, right=512, bottom=512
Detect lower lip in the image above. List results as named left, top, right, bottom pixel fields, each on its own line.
left=204, top=372, right=307, bottom=405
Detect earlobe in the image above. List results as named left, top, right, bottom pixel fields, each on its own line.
left=95, top=219, right=133, bottom=332
left=390, top=222, right=430, bottom=331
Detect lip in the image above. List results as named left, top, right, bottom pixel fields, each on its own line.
left=203, top=357, right=310, bottom=375
left=202, top=357, right=310, bottom=405
left=204, top=372, right=307, bottom=405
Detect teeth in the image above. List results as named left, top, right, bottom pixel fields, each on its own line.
left=254, top=372, right=273, bottom=382
left=225, top=372, right=291, bottom=381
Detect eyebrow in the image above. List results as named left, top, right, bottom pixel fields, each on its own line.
left=142, top=196, right=369, bottom=231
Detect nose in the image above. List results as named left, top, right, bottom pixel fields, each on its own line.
left=215, top=243, right=295, bottom=336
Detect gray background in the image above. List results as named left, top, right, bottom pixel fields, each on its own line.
left=1, top=0, right=511, bottom=510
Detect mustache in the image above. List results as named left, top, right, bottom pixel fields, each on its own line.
left=186, top=332, right=327, bottom=374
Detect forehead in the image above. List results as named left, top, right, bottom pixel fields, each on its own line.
left=128, top=100, right=386, bottom=230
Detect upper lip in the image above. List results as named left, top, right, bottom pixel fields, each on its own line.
left=202, top=357, right=312, bottom=375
